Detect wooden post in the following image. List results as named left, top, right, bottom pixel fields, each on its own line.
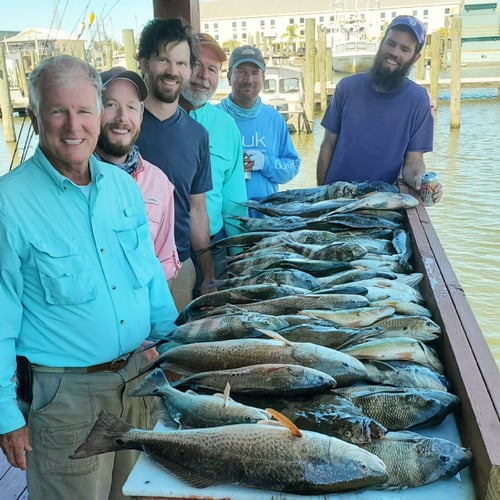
left=442, top=16, right=450, bottom=70
left=122, top=29, right=137, bottom=71
left=450, top=16, right=462, bottom=129
left=429, top=30, right=441, bottom=111
left=0, top=45, right=16, bottom=143
left=303, top=18, right=315, bottom=130
left=326, top=47, right=332, bottom=85
left=16, top=53, right=29, bottom=99
left=317, top=27, right=327, bottom=111
left=153, top=0, right=200, bottom=32
left=415, top=42, right=426, bottom=81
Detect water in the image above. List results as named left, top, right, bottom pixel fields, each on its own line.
left=1, top=94, right=499, bottom=369
left=287, top=97, right=500, bottom=369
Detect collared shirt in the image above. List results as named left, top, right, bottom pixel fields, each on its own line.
left=132, top=154, right=181, bottom=280
left=188, top=103, right=248, bottom=237
left=0, top=147, right=178, bottom=434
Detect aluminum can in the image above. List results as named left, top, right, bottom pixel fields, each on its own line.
left=421, top=172, right=438, bottom=206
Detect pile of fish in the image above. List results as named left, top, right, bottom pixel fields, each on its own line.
left=72, top=182, right=472, bottom=495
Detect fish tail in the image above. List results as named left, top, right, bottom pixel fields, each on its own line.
left=69, top=410, right=133, bottom=459
left=129, top=368, right=169, bottom=397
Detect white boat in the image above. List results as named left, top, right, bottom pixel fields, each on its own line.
left=332, top=39, right=378, bottom=74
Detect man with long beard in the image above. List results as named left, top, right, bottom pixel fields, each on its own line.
left=95, top=67, right=180, bottom=284
left=316, top=15, right=442, bottom=204
left=136, top=18, right=215, bottom=311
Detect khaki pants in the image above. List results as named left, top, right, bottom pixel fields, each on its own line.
left=23, top=353, right=154, bottom=500
left=170, top=257, right=196, bottom=312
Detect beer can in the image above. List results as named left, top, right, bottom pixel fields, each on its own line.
left=421, top=172, right=438, bottom=206
left=243, top=152, right=252, bottom=180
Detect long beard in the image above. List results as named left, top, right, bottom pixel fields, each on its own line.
left=97, top=127, right=138, bottom=159
left=369, top=51, right=415, bottom=92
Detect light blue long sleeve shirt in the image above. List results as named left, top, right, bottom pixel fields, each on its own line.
left=0, top=148, right=178, bottom=434
left=188, top=103, right=249, bottom=237
left=218, top=98, right=300, bottom=201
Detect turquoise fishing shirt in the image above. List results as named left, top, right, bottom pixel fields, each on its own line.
left=188, top=102, right=249, bottom=237
left=0, top=148, right=178, bottom=434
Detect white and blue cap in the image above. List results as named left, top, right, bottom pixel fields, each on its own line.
left=388, top=15, right=426, bottom=49
left=229, top=45, right=266, bottom=71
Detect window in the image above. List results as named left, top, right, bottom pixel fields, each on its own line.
left=271, top=20, right=275, bottom=27
left=380, top=12, right=386, bottom=19
left=280, top=77, right=300, bottom=93
left=214, top=23, right=218, bottom=30
left=423, top=9, right=428, bottom=16
left=242, top=21, right=246, bottom=28
left=204, top=23, right=209, bottom=31
left=264, top=79, right=277, bottom=94
left=242, top=33, right=247, bottom=39
left=391, top=11, right=397, bottom=18
left=319, top=16, right=324, bottom=22
left=289, top=18, right=294, bottom=24
left=233, top=33, right=238, bottom=40
left=260, top=20, right=265, bottom=27
left=232, top=21, right=237, bottom=29
left=445, top=7, right=450, bottom=14
left=412, top=10, right=417, bottom=16
left=300, top=18, right=305, bottom=24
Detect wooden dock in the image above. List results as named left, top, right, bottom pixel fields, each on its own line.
left=0, top=451, right=27, bottom=499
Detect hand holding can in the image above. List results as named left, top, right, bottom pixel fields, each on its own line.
left=243, top=152, right=253, bottom=180
left=421, top=172, right=438, bottom=206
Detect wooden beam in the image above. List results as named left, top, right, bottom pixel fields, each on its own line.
left=153, top=0, right=200, bottom=31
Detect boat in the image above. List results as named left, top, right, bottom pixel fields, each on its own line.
left=119, top=184, right=500, bottom=500
left=332, top=39, right=378, bottom=73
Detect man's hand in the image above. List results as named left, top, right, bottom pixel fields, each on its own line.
left=0, top=426, right=31, bottom=470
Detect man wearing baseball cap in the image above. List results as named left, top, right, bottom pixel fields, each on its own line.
left=96, top=67, right=180, bottom=282
left=179, top=34, right=248, bottom=282
left=317, top=15, right=442, bottom=205
left=218, top=45, right=300, bottom=212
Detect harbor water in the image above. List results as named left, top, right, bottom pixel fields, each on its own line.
left=0, top=89, right=499, bottom=369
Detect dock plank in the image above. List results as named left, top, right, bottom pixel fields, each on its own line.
left=0, top=451, right=27, bottom=499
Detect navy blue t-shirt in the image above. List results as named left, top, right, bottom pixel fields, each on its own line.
left=321, top=73, right=434, bottom=184
left=137, top=107, right=212, bottom=262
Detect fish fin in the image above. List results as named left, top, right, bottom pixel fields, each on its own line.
left=161, top=461, right=224, bottom=488
left=70, top=410, right=133, bottom=459
left=129, top=368, right=168, bottom=397
left=223, top=382, right=231, bottom=407
left=265, top=408, right=303, bottom=437
left=255, top=328, right=292, bottom=345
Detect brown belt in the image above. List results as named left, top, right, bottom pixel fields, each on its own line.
left=32, top=354, right=131, bottom=374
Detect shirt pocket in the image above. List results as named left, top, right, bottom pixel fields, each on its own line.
left=31, top=238, right=97, bottom=305
left=114, top=221, right=157, bottom=288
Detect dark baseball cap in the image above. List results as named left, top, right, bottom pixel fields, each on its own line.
left=100, top=67, right=148, bottom=101
left=196, top=33, right=226, bottom=62
left=229, top=45, right=266, bottom=71
left=387, top=15, right=426, bottom=49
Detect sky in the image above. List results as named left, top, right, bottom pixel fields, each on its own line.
left=2, top=1, right=167, bottom=42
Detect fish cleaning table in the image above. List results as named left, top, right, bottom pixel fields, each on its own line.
left=123, top=415, right=475, bottom=499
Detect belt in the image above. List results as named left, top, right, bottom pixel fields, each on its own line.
left=32, top=355, right=131, bottom=374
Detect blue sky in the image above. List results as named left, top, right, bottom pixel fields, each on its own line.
left=2, top=1, right=168, bottom=41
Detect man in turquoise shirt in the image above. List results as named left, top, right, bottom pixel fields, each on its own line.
left=179, top=33, right=248, bottom=281
left=0, top=55, right=177, bottom=500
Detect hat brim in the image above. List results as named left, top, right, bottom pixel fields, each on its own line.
left=231, top=58, right=265, bottom=71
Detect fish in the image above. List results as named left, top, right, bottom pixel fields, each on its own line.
left=169, top=363, right=337, bottom=396
left=175, top=284, right=309, bottom=324
left=259, top=181, right=359, bottom=204
left=370, top=300, right=433, bottom=318
left=339, top=336, right=444, bottom=373
left=392, top=228, right=413, bottom=272
left=241, top=198, right=351, bottom=218
left=282, top=240, right=368, bottom=261
left=169, top=312, right=289, bottom=344
left=362, top=360, right=449, bottom=392
left=359, top=431, right=472, bottom=488
left=317, top=269, right=399, bottom=288
left=300, top=305, right=396, bottom=328
left=321, top=213, right=402, bottom=230
left=342, top=278, right=424, bottom=303
left=209, top=231, right=278, bottom=250
left=130, top=369, right=271, bottom=428
left=228, top=215, right=309, bottom=232
left=204, top=293, right=369, bottom=318
left=366, top=313, right=441, bottom=340
left=155, top=333, right=367, bottom=386
left=207, top=269, right=322, bottom=291
left=236, top=392, right=387, bottom=444
left=331, top=192, right=419, bottom=214
left=70, top=409, right=389, bottom=494
left=335, top=385, right=459, bottom=430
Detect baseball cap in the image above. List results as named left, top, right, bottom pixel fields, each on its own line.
left=195, top=33, right=226, bottom=62
left=100, top=67, right=148, bottom=101
left=388, top=15, right=426, bottom=49
left=229, top=45, right=266, bottom=71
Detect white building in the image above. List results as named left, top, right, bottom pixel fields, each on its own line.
left=200, top=0, right=461, bottom=50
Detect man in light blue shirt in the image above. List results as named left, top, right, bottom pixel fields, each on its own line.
left=0, top=55, right=177, bottom=500
left=179, top=33, right=248, bottom=280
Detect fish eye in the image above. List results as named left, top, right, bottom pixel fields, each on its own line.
left=344, top=430, right=352, bottom=438
left=358, top=462, right=369, bottom=473
left=440, top=455, right=450, bottom=463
